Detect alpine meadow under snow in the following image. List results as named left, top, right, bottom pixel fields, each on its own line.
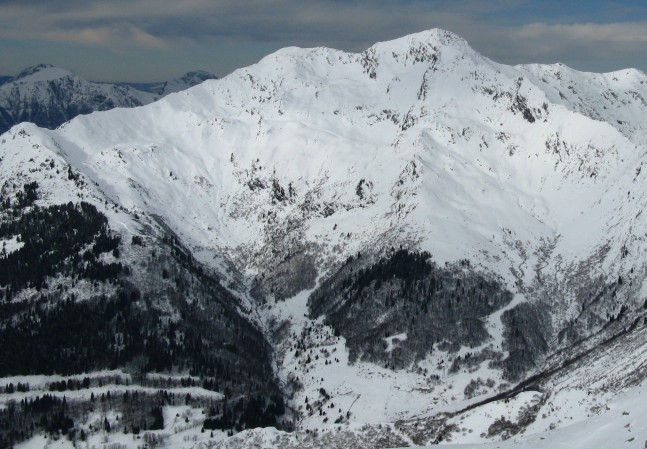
left=1, top=29, right=647, bottom=448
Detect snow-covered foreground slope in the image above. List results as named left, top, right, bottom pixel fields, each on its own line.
left=430, top=382, right=647, bottom=449
left=2, top=29, right=647, bottom=447
left=152, top=323, right=647, bottom=448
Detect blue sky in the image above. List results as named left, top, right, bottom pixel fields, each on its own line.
left=1, top=0, right=646, bottom=82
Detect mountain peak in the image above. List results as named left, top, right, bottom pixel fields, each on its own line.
left=369, top=28, right=473, bottom=55
left=179, top=70, right=217, bottom=83
left=402, top=28, right=467, bottom=45
left=15, top=63, right=54, bottom=77
left=251, top=28, right=480, bottom=84
left=349, top=28, right=484, bottom=80
left=142, top=70, right=218, bottom=96
left=13, top=64, right=74, bottom=83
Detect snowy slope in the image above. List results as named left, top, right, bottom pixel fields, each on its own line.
left=2, top=29, right=647, bottom=447
left=429, top=381, right=647, bottom=449
left=34, top=29, right=647, bottom=346
left=35, top=30, right=644, bottom=276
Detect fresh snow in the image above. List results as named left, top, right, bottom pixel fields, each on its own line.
left=0, top=235, right=23, bottom=256
left=428, top=381, right=647, bottom=449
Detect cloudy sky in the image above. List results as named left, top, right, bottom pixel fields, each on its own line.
left=1, top=0, right=646, bottom=82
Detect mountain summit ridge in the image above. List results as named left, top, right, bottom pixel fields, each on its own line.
left=13, top=63, right=74, bottom=82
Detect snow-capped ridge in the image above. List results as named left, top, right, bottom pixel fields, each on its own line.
left=368, top=28, right=474, bottom=57
left=13, top=63, right=74, bottom=83
left=15, top=63, right=55, bottom=77
left=141, top=69, right=217, bottom=96
left=178, top=70, right=216, bottom=83
left=251, top=28, right=480, bottom=81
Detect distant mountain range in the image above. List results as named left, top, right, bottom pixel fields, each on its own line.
left=116, top=70, right=217, bottom=96
left=0, top=64, right=216, bottom=134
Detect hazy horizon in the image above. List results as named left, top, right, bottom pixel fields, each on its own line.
left=1, top=1, right=647, bottom=83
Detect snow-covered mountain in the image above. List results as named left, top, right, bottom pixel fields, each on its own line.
left=131, top=70, right=218, bottom=96
left=0, top=64, right=216, bottom=134
left=1, top=29, right=647, bottom=448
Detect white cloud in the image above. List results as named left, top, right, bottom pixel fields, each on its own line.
left=469, top=21, right=647, bottom=71
left=515, top=21, right=647, bottom=44
left=44, top=25, right=168, bottom=50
